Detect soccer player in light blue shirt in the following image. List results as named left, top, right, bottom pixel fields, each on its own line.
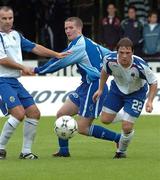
left=35, top=17, right=121, bottom=157
left=93, top=37, right=157, bottom=158
left=0, top=6, right=69, bottom=159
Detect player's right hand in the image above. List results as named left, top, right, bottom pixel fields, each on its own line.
left=92, top=90, right=102, bottom=102
left=22, top=66, right=34, bottom=76
left=145, top=101, right=153, bottom=113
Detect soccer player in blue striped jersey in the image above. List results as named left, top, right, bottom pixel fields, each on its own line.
left=34, top=17, right=121, bottom=157
left=0, top=6, right=69, bottom=160
left=93, top=37, right=157, bottom=158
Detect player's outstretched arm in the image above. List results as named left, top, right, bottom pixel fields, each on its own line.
left=145, top=82, right=158, bottom=113
left=31, top=44, right=71, bottom=59
left=34, top=44, right=84, bottom=75
left=93, top=69, right=109, bottom=102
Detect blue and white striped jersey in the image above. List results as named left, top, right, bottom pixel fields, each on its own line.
left=103, top=51, right=157, bottom=94
left=0, top=30, right=36, bottom=77
left=35, top=35, right=111, bottom=83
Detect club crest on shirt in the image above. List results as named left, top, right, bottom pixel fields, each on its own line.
left=131, top=72, right=135, bottom=77
left=12, top=36, right=16, bottom=41
left=9, top=96, right=15, bottom=103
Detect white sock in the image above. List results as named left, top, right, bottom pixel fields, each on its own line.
left=112, top=109, right=124, bottom=123
left=117, top=130, right=134, bottom=153
left=0, top=115, right=20, bottom=149
left=22, top=118, right=38, bottom=154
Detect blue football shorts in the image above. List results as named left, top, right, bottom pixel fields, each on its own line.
left=103, top=82, right=148, bottom=118
left=0, top=77, right=35, bottom=116
left=69, top=80, right=108, bottom=118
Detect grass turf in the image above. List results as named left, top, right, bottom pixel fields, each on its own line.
left=0, top=115, right=159, bottom=180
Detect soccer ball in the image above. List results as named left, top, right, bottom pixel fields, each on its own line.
left=54, top=115, right=78, bottom=140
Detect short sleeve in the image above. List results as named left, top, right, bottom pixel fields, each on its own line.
left=143, top=66, right=157, bottom=85
left=20, top=34, right=36, bottom=52
left=102, top=55, right=112, bottom=74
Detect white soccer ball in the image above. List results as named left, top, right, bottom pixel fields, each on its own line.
left=54, top=115, right=78, bottom=140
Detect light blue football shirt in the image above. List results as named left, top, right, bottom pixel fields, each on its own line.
left=35, top=35, right=111, bottom=83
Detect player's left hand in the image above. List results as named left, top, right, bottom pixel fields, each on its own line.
left=145, top=101, right=153, bottom=113
left=92, top=90, right=102, bottom=102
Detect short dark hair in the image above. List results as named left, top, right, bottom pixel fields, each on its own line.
left=116, top=37, right=134, bottom=51
left=0, top=6, right=13, bottom=12
left=128, top=5, right=136, bottom=12
left=148, top=10, right=158, bottom=18
left=65, top=17, right=83, bottom=29
left=107, top=2, right=116, bottom=8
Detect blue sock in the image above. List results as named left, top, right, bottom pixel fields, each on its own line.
left=58, top=138, right=69, bottom=154
left=89, top=125, right=121, bottom=143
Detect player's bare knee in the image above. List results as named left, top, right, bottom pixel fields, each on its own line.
left=78, top=128, right=87, bottom=135
left=11, top=111, right=25, bottom=121
left=122, top=124, right=133, bottom=134
left=56, top=111, right=64, bottom=118
left=101, top=112, right=114, bottom=124
left=77, top=123, right=88, bottom=135
left=26, top=109, right=41, bottom=120
left=9, top=106, right=26, bottom=121
left=101, top=116, right=112, bottom=124
left=30, top=109, right=41, bottom=119
left=25, top=105, right=41, bottom=119
left=32, top=109, right=41, bottom=119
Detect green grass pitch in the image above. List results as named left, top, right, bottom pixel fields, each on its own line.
left=0, top=115, right=159, bottom=180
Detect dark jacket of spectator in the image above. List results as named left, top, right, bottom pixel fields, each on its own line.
left=124, top=0, right=150, bottom=24
left=121, top=18, right=143, bottom=46
left=100, top=16, right=121, bottom=50
left=99, top=3, right=121, bottom=50
left=121, top=6, right=143, bottom=56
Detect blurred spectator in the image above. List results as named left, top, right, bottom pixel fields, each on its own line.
left=157, top=0, right=160, bottom=22
left=36, top=0, right=55, bottom=50
left=0, top=0, right=71, bottom=59
left=99, top=3, right=121, bottom=50
left=143, top=11, right=160, bottom=57
left=36, top=0, right=71, bottom=52
left=121, top=6, right=143, bottom=56
left=124, top=0, right=150, bottom=24
left=7, top=0, right=37, bottom=42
